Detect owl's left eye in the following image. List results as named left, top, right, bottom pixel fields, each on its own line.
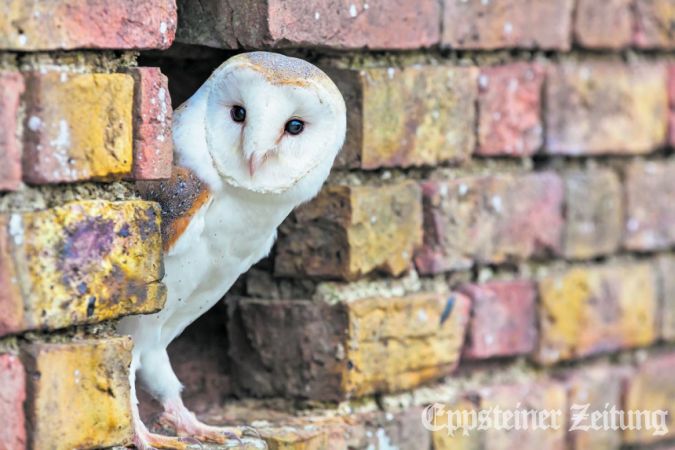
left=284, top=119, right=304, bottom=135
left=230, top=105, right=246, bottom=123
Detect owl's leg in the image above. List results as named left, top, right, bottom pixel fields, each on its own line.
left=138, top=348, right=264, bottom=448
left=130, top=347, right=201, bottom=450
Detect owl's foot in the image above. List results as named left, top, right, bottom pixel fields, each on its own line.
left=133, top=414, right=202, bottom=450
left=160, top=398, right=264, bottom=448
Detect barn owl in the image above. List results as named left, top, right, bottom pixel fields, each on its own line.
left=117, top=52, right=346, bottom=449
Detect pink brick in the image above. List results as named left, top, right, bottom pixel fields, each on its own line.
left=623, top=160, right=675, bottom=251
left=178, top=0, right=440, bottom=50
left=668, top=65, right=675, bottom=147
left=126, top=68, right=173, bottom=180
left=460, top=280, right=537, bottom=359
left=0, top=0, right=176, bottom=50
left=0, top=72, right=24, bottom=191
left=0, top=354, right=26, bottom=450
left=477, top=63, right=544, bottom=156
left=564, top=365, right=629, bottom=450
left=442, top=0, right=573, bottom=50
left=479, top=380, right=567, bottom=450
left=573, top=0, right=632, bottom=49
left=415, top=172, right=564, bottom=274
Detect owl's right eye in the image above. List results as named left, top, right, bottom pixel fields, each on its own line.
left=230, top=105, right=246, bottom=123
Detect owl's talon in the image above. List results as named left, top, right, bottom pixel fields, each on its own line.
left=241, top=426, right=261, bottom=439
left=160, top=398, right=265, bottom=447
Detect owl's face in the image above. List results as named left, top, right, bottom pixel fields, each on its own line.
left=201, top=52, right=346, bottom=194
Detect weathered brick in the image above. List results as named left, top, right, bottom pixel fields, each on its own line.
left=429, top=398, right=481, bottom=450
left=360, top=407, right=431, bottom=450
left=656, top=256, right=675, bottom=341
left=415, top=172, right=563, bottom=274
left=0, top=354, right=26, bottom=450
left=563, top=168, right=623, bottom=259
left=195, top=401, right=431, bottom=450
left=21, top=338, right=133, bottom=450
left=669, top=65, right=675, bottom=147
left=623, top=161, right=675, bottom=251
left=0, top=0, right=176, bottom=50
left=573, top=0, right=632, bottom=49
left=537, top=263, right=657, bottom=365
left=0, top=200, right=165, bottom=336
left=22, top=72, right=134, bottom=184
left=0, top=71, right=24, bottom=191
left=477, top=63, right=544, bottom=156
left=546, top=61, right=668, bottom=155
left=624, top=353, right=675, bottom=444
left=480, top=380, right=567, bottom=450
left=329, top=65, right=477, bottom=169
left=460, top=279, right=536, bottom=359
left=126, top=67, right=173, bottom=180
left=634, top=0, right=675, bottom=49
left=442, top=0, right=573, bottom=50
left=229, top=292, right=470, bottom=401
left=177, top=0, right=440, bottom=50
left=564, top=365, right=628, bottom=450
left=275, top=182, right=422, bottom=280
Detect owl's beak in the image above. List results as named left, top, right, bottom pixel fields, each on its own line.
left=247, top=153, right=265, bottom=177
left=247, top=156, right=258, bottom=177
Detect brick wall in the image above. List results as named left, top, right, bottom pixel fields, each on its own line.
left=2, top=1, right=675, bottom=449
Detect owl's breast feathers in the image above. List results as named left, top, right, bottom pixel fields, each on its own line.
left=136, top=166, right=211, bottom=252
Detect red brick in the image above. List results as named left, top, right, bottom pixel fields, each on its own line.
left=126, top=67, right=173, bottom=181
left=477, top=63, right=544, bottom=156
left=546, top=61, right=668, bottom=155
left=0, top=0, right=176, bottom=50
left=634, top=0, right=675, bottom=49
left=564, top=365, right=628, bottom=450
left=573, top=0, right=632, bottom=49
left=623, top=161, right=675, bottom=251
left=275, top=182, right=422, bottom=281
left=624, top=353, right=675, bottom=444
left=460, top=279, right=537, bottom=359
left=563, top=168, right=623, bottom=259
left=177, top=0, right=440, bottom=50
left=329, top=65, right=477, bottom=169
left=415, top=172, right=563, bottom=274
left=0, top=72, right=24, bottom=191
left=442, top=0, right=573, bottom=50
left=537, top=263, right=658, bottom=365
left=0, top=354, right=26, bottom=450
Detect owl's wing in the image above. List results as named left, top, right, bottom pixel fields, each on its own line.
left=136, top=166, right=212, bottom=255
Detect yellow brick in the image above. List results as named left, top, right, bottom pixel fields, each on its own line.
left=330, top=65, right=477, bottom=168
left=276, top=182, right=422, bottom=280
left=343, top=293, right=470, bottom=397
left=537, top=263, right=657, bottom=364
left=21, top=337, right=133, bottom=450
left=23, top=72, right=134, bottom=183
left=0, top=200, right=165, bottom=335
left=430, top=399, right=482, bottom=450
